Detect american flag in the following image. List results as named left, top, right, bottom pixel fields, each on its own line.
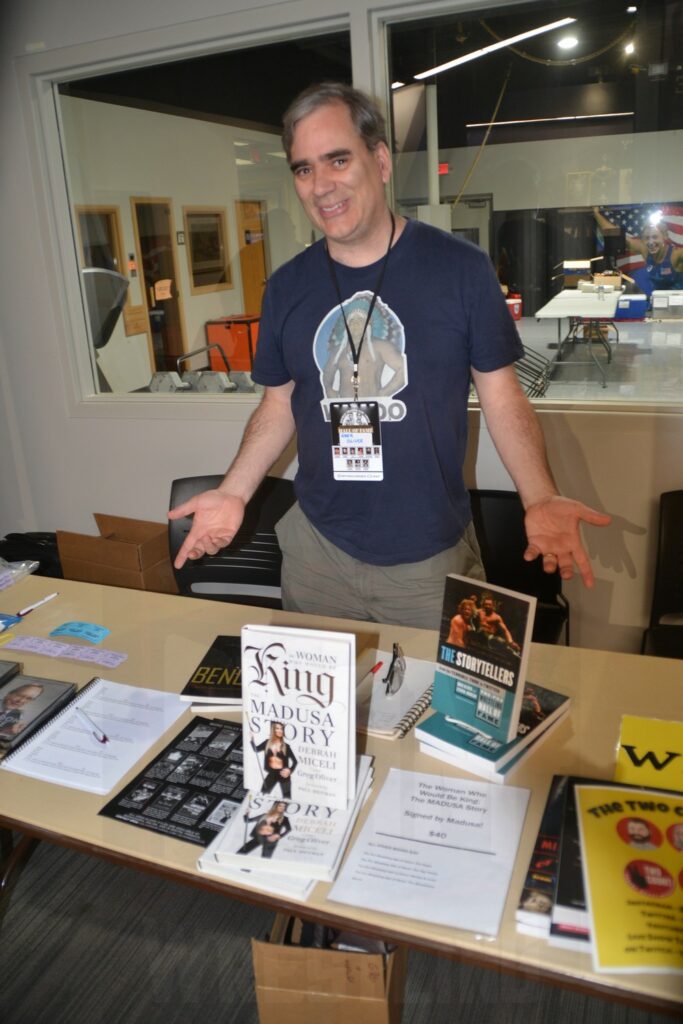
left=597, top=204, right=683, bottom=273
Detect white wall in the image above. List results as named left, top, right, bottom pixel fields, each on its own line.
left=1, top=0, right=681, bottom=656
left=396, top=130, right=683, bottom=209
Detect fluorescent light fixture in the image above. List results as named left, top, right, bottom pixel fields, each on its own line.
left=627, top=6, right=637, bottom=12
left=466, top=111, right=634, bottom=128
left=391, top=81, right=405, bottom=89
left=557, top=35, right=578, bottom=50
left=625, top=40, right=635, bottom=54
left=415, top=17, right=575, bottom=78
left=267, top=151, right=287, bottom=159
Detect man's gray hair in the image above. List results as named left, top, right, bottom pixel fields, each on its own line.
left=282, top=82, right=388, bottom=162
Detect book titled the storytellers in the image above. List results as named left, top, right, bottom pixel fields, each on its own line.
left=241, top=625, right=356, bottom=810
left=432, top=574, right=536, bottom=744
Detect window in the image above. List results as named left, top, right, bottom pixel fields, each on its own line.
left=387, top=0, right=683, bottom=406
left=54, top=30, right=351, bottom=395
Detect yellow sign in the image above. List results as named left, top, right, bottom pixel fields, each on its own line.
left=576, top=783, right=683, bottom=973
left=615, top=716, right=683, bottom=792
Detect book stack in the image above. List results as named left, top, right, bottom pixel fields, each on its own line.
left=518, top=768, right=683, bottom=974
left=199, top=755, right=374, bottom=899
left=179, top=635, right=242, bottom=712
left=415, top=574, right=570, bottom=782
left=198, top=623, right=373, bottom=899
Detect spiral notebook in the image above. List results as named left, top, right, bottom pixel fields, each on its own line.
left=1, top=676, right=186, bottom=794
left=356, top=650, right=434, bottom=740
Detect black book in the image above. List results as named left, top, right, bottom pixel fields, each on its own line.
left=515, top=774, right=569, bottom=937
left=180, top=636, right=242, bottom=706
left=0, top=668, right=77, bottom=758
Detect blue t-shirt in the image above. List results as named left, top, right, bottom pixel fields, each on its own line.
left=646, top=244, right=683, bottom=291
left=252, top=219, right=523, bottom=566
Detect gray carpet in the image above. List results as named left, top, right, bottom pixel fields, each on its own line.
left=0, top=839, right=676, bottom=1024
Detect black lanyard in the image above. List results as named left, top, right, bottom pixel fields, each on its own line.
left=324, top=213, right=395, bottom=402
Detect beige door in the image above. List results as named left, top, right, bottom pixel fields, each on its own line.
left=235, top=200, right=268, bottom=314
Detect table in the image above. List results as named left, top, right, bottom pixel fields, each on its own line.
left=0, top=575, right=681, bottom=1014
left=535, top=289, right=622, bottom=387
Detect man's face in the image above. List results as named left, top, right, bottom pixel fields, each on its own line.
left=642, top=226, right=665, bottom=256
left=483, top=599, right=494, bottom=614
left=627, top=819, right=651, bottom=844
left=3, top=685, right=41, bottom=710
left=289, top=101, right=391, bottom=257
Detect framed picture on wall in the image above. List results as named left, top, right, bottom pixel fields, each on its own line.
left=183, top=207, right=233, bottom=294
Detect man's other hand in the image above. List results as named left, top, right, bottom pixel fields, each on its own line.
left=524, top=496, right=611, bottom=588
left=168, top=489, right=246, bottom=569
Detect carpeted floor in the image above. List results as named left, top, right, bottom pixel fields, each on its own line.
left=0, top=839, right=676, bottom=1024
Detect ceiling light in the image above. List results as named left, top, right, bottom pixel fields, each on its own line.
left=627, top=6, right=637, bottom=12
left=557, top=35, right=578, bottom=50
left=391, top=81, right=405, bottom=89
left=415, top=17, right=576, bottom=78
left=466, top=111, right=634, bottom=128
left=625, top=41, right=635, bottom=54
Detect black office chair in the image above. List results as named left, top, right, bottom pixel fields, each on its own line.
left=469, top=489, right=570, bottom=645
left=641, top=490, right=683, bottom=660
left=168, top=475, right=296, bottom=608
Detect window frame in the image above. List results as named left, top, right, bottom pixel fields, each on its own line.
left=16, top=3, right=352, bottom=419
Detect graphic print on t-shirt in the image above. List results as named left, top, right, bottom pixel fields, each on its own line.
left=313, top=291, right=407, bottom=423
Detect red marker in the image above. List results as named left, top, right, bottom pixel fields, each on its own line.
left=358, top=661, right=384, bottom=686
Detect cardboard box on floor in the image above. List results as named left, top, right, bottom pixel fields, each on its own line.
left=253, top=915, right=406, bottom=1024
left=56, top=514, right=178, bottom=594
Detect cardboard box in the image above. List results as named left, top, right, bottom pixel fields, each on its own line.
left=592, top=272, right=622, bottom=288
left=57, top=514, right=178, bottom=594
left=581, top=323, right=609, bottom=342
left=253, top=915, right=406, bottom=1024
left=562, top=259, right=592, bottom=288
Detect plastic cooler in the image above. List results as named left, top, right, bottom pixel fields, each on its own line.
left=614, top=294, right=648, bottom=321
left=506, top=295, right=523, bottom=320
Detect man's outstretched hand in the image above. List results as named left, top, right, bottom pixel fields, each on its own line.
left=168, top=489, right=246, bottom=569
left=524, top=496, right=611, bottom=587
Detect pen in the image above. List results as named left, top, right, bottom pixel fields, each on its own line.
left=358, top=661, right=384, bottom=686
left=75, top=707, right=109, bottom=745
left=17, top=592, right=59, bottom=617
left=356, top=661, right=384, bottom=706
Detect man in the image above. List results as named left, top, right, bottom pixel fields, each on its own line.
left=477, top=594, right=520, bottom=652
left=0, top=682, right=43, bottom=737
left=446, top=599, right=476, bottom=648
left=169, top=82, right=610, bottom=629
left=625, top=817, right=657, bottom=850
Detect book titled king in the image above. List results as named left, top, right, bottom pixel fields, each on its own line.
left=241, top=624, right=356, bottom=810
left=179, top=636, right=242, bottom=706
left=432, top=574, right=536, bottom=744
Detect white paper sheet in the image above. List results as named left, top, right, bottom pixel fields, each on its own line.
left=2, top=677, right=186, bottom=794
left=328, top=768, right=529, bottom=936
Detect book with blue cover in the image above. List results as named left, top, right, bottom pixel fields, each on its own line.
left=417, top=680, right=570, bottom=773
left=431, top=574, right=536, bottom=744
